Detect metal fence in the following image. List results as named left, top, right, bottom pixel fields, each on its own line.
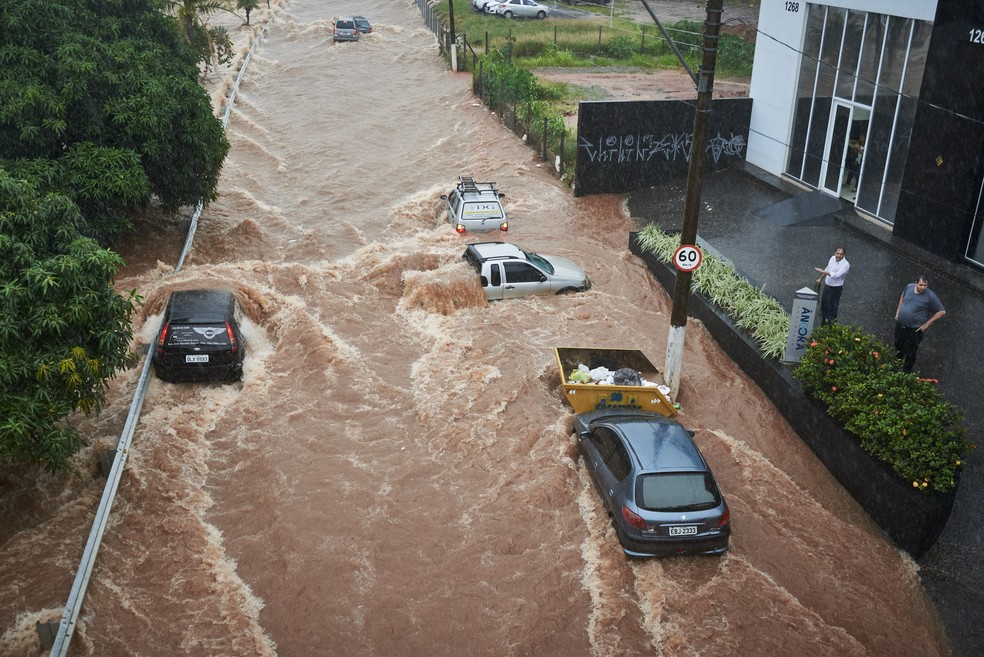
left=415, top=0, right=573, bottom=182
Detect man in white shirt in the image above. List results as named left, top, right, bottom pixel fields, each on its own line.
left=815, top=247, right=850, bottom=326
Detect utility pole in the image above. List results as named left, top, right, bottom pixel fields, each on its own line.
left=663, top=0, right=723, bottom=398
left=448, top=0, right=458, bottom=71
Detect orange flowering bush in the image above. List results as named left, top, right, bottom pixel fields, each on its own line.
left=794, top=323, right=970, bottom=492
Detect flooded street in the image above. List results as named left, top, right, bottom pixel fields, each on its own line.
left=0, top=1, right=951, bottom=656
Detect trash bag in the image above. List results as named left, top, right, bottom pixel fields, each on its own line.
left=568, top=369, right=592, bottom=384
left=612, top=368, right=641, bottom=386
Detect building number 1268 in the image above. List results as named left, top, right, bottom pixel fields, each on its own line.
left=785, top=1, right=800, bottom=12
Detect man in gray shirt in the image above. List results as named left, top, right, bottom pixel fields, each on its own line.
left=894, top=275, right=946, bottom=373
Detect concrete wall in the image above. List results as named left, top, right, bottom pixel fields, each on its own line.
left=573, top=98, right=751, bottom=196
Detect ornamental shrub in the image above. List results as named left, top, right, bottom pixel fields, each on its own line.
left=794, top=323, right=970, bottom=492
left=635, top=225, right=788, bottom=359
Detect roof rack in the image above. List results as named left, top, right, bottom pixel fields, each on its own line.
left=458, top=176, right=496, bottom=194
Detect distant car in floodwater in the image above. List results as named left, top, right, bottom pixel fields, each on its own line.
left=353, top=16, right=372, bottom=34
left=332, top=16, right=359, bottom=42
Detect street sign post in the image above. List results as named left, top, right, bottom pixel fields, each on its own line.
left=673, top=244, right=702, bottom=272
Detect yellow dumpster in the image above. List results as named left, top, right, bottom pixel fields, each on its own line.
left=554, top=347, right=677, bottom=417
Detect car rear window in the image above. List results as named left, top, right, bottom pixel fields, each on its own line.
left=167, top=323, right=231, bottom=347
left=462, top=201, right=504, bottom=219
left=337, top=20, right=355, bottom=29
left=638, top=473, right=721, bottom=512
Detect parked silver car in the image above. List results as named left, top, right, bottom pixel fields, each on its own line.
left=491, top=0, right=550, bottom=19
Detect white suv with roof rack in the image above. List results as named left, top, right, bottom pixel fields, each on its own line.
left=441, top=176, right=509, bottom=234
left=463, top=242, right=591, bottom=301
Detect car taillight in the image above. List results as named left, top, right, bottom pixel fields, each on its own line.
left=717, top=504, right=731, bottom=528
left=621, top=505, right=647, bottom=531
left=156, top=321, right=170, bottom=354
left=499, top=222, right=508, bottom=232
left=226, top=321, right=237, bottom=352
left=455, top=224, right=466, bottom=233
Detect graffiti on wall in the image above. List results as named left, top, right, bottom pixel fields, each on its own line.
left=578, top=132, right=747, bottom=164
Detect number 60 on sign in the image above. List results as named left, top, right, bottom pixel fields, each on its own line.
left=673, top=244, right=702, bottom=272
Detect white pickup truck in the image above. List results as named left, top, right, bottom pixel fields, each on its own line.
left=462, top=242, right=591, bottom=301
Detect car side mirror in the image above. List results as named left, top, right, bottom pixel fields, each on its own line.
left=538, top=274, right=547, bottom=282
left=440, top=194, right=448, bottom=200
left=579, top=430, right=592, bottom=439
left=498, top=192, right=505, bottom=198
left=686, top=429, right=696, bottom=437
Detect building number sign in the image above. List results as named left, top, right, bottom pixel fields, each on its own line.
left=673, top=245, right=702, bottom=272
left=971, top=29, right=984, bottom=44
left=784, top=1, right=800, bottom=12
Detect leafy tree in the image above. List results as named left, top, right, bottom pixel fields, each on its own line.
left=0, top=171, right=140, bottom=471
left=0, top=0, right=229, bottom=243
left=165, top=0, right=236, bottom=67
left=237, top=0, right=261, bottom=26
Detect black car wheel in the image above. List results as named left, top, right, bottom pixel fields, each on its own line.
left=503, top=10, right=513, bottom=18
left=536, top=10, right=546, bottom=18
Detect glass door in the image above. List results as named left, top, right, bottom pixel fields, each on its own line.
left=821, top=102, right=852, bottom=196
left=966, top=177, right=984, bottom=268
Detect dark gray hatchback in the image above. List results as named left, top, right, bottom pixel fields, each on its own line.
left=575, top=410, right=731, bottom=557
left=153, top=289, right=245, bottom=383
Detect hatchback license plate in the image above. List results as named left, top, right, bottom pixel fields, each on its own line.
left=669, top=526, right=698, bottom=536
left=185, top=354, right=209, bottom=363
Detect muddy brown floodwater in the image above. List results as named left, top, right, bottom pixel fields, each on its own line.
left=0, top=1, right=952, bottom=656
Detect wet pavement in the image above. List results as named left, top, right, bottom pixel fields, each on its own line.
left=626, top=163, right=984, bottom=657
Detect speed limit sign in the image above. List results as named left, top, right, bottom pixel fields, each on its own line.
left=673, top=244, right=703, bottom=272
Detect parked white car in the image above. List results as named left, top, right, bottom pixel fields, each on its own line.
left=491, top=0, right=550, bottom=19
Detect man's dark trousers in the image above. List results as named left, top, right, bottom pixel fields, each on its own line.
left=894, top=322, right=923, bottom=373
left=820, top=285, right=844, bottom=326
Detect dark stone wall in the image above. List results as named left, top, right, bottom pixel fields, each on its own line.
left=894, top=0, right=984, bottom=261
left=573, top=98, right=751, bottom=196
left=629, top=232, right=957, bottom=558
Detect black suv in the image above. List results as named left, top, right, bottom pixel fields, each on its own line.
left=153, top=290, right=246, bottom=383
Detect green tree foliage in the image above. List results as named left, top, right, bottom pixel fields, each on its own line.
left=0, top=171, right=140, bottom=471
left=165, top=0, right=236, bottom=66
left=0, top=0, right=230, bottom=243
left=237, top=0, right=261, bottom=26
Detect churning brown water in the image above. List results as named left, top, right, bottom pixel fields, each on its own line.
left=0, top=1, right=951, bottom=655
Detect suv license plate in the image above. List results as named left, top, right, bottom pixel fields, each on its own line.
left=185, top=354, right=209, bottom=363
left=669, top=526, right=698, bottom=536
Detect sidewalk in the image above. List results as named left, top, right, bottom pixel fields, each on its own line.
left=626, top=163, right=984, bottom=657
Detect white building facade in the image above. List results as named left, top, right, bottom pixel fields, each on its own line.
left=747, top=1, right=984, bottom=267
